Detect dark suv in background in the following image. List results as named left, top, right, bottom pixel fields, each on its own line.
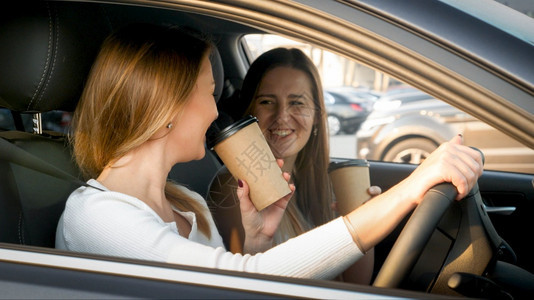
left=356, top=91, right=534, bottom=174
left=324, top=86, right=379, bottom=135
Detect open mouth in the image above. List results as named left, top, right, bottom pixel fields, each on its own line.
left=270, top=129, right=293, bottom=137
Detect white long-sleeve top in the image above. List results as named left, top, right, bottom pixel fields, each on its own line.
left=56, top=179, right=363, bottom=279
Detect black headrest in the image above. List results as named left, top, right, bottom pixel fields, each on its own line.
left=0, top=1, right=110, bottom=113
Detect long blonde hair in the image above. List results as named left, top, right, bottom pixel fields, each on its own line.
left=240, top=48, right=333, bottom=242
left=71, top=23, right=212, bottom=237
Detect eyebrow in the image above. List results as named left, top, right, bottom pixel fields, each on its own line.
left=288, top=94, right=314, bottom=104
left=254, top=93, right=313, bottom=103
left=289, top=94, right=307, bottom=99
left=255, top=93, right=308, bottom=98
left=254, top=93, right=276, bottom=99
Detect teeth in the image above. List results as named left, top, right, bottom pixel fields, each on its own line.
left=272, top=130, right=291, bottom=137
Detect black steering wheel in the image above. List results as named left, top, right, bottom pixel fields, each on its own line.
left=373, top=148, right=485, bottom=289
left=372, top=182, right=458, bottom=288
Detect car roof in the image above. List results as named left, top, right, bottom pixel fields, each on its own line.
left=442, top=0, right=534, bottom=46
left=351, top=0, right=534, bottom=92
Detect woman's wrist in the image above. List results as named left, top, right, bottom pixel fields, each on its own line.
left=243, top=234, right=273, bottom=254
left=342, top=215, right=366, bottom=253
left=342, top=184, right=417, bottom=253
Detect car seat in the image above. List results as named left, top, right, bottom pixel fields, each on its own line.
left=0, top=1, right=111, bottom=247
left=0, top=1, right=224, bottom=247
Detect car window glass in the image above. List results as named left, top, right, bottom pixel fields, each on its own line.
left=0, top=108, right=14, bottom=131
left=241, top=34, right=534, bottom=174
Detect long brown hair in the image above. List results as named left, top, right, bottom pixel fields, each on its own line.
left=240, top=48, right=333, bottom=242
left=71, top=23, right=212, bottom=237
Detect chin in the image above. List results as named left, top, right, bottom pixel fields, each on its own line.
left=272, top=148, right=298, bottom=160
left=179, top=148, right=206, bottom=163
left=270, top=142, right=298, bottom=157
left=193, top=148, right=206, bottom=161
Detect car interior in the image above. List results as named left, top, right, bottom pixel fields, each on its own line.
left=1, top=1, right=534, bottom=298
left=0, top=2, right=229, bottom=248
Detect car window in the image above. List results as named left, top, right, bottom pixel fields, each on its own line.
left=0, top=108, right=72, bottom=134
left=241, top=34, right=534, bottom=174
left=0, top=108, right=14, bottom=131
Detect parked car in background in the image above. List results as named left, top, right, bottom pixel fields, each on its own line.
left=0, top=108, right=71, bottom=133
left=356, top=91, right=534, bottom=173
left=324, top=87, right=379, bottom=135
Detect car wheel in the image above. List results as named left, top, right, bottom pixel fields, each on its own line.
left=383, top=138, right=437, bottom=164
left=327, top=115, right=341, bottom=135
left=344, top=126, right=359, bottom=134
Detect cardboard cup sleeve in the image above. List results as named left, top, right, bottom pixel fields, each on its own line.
left=328, top=158, right=370, bottom=216
left=208, top=116, right=292, bottom=211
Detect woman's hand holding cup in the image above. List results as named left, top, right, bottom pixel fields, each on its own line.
left=236, top=159, right=295, bottom=254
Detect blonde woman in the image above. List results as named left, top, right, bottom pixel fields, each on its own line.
left=56, top=24, right=483, bottom=280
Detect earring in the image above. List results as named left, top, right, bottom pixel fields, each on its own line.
left=166, top=122, right=173, bottom=129
left=313, top=127, right=318, bottom=136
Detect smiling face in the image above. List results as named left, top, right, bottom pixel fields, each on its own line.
left=251, top=66, right=316, bottom=162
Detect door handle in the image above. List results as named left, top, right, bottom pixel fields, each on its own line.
left=484, top=204, right=516, bottom=215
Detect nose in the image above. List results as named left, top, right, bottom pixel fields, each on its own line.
left=275, top=102, right=290, bottom=121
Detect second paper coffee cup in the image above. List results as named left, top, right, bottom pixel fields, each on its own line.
left=207, top=115, right=291, bottom=211
left=328, top=158, right=370, bottom=216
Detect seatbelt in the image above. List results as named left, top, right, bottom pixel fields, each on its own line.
left=0, top=136, right=104, bottom=191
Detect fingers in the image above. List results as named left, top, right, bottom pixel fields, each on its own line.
left=236, top=178, right=247, bottom=195
left=289, top=182, right=296, bottom=193
left=465, top=147, right=484, bottom=177
left=409, top=133, right=484, bottom=203
left=440, top=135, right=484, bottom=199
left=449, top=134, right=483, bottom=176
left=273, top=184, right=294, bottom=210
left=443, top=159, right=473, bottom=199
left=282, top=171, right=291, bottom=183
left=279, top=160, right=293, bottom=186
left=237, top=177, right=294, bottom=211
left=236, top=179, right=256, bottom=213
left=276, top=158, right=284, bottom=169
left=450, top=133, right=463, bottom=145
left=449, top=134, right=483, bottom=175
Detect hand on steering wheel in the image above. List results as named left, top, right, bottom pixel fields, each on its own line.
left=373, top=146, right=485, bottom=289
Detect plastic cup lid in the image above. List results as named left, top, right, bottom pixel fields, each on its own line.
left=206, top=115, right=258, bottom=149
left=328, top=158, right=369, bottom=172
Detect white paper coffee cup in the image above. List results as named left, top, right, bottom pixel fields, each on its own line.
left=208, top=116, right=291, bottom=211
left=328, top=158, right=370, bottom=215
